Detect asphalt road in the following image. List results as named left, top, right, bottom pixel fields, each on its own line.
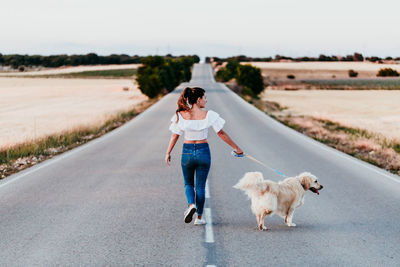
left=1, top=64, right=399, bottom=266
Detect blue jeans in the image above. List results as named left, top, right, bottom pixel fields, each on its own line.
left=181, top=143, right=211, bottom=216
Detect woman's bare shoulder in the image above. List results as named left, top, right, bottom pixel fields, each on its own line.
left=179, top=110, right=190, bottom=119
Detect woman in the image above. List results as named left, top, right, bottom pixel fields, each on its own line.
left=165, top=87, right=243, bottom=225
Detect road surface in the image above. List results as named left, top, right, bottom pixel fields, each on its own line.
left=0, top=64, right=399, bottom=266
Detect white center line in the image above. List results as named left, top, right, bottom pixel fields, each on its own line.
left=205, top=179, right=210, bottom=198
left=205, top=180, right=214, bottom=243
left=204, top=208, right=214, bottom=243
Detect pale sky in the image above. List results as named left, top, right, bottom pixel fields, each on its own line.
left=1, top=0, right=400, bottom=58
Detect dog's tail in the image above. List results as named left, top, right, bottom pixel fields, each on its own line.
left=233, top=172, right=264, bottom=190
left=233, top=172, right=274, bottom=198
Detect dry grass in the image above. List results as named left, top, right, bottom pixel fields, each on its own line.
left=0, top=77, right=147, bottom=148
left=284, top=116, right=400, bottom=175
left=250, top=98, right=400, bottom=175
left=261, top=90, right=400, bottom=141
left=0, top=98, right=157, bottom=179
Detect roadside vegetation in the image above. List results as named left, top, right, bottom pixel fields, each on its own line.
left=215, top=60, right=264, bottom=97
left=136, top=55, right=199, bottom=98
left=238, top=96, right=400, bottom=176
left=0, top=98, right=158, bottom=179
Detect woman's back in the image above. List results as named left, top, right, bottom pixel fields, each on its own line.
left=170, top=110, right=225, bottom=141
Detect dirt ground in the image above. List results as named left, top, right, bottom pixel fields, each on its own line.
left=261, top=89, right=400, bottom=141
left=249, top=62, right=400, bottom=79
left=0, top=77, right=147, bottom=148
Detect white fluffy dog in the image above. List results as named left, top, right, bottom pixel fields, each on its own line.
left=233, top=172, right=323, bottom=231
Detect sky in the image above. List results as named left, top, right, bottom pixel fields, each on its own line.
left=1, top=0, right=400, bottom=58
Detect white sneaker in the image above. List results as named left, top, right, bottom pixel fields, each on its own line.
left=194, top=217, right=206, bottom=225
left=184, top=204, right=196, bottom=223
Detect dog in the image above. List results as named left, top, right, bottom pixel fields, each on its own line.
left=233, top=172, right=323, bottom=231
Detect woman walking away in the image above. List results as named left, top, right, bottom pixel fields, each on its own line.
left=165, top=87, right=243, bottom=225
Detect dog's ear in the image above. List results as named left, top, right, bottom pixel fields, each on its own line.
left=301, top=176, right=311, bottom=190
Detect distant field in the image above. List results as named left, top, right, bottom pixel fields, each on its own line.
left=248, top=62, right=400, bottom=80
left=27, top=68, right=138, bottom=79
left=261, top=89, right=400, bottom=141
left=0, top=77, right=147, bottom=148
left=301, top=78, right=400, bottom=90
left=0, top=64, right=141, bottom=77
left=247, top=62, right=400, bottom=90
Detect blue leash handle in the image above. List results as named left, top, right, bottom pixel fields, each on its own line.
left=231, top=150, right=245, bottom=157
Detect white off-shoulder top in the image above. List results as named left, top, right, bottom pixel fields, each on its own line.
left=169, top=110, right=225, bottom=140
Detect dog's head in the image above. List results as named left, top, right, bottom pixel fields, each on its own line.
left=299, top=172, right=323, bottom=195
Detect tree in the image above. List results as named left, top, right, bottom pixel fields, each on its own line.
left=136, top=56, right=198, bottom=98
left=86, top=53, right=99, bottom=65
left=216, top=68, right=232, bottom=82
left=236, top=64, right=264, bottom=97
left=226, top=60, right=240, bottom=77
left=348, top=69, right=358, bottom=78
left=377, top=68, right=400, bottom=77
left=353, top=52, right=364, bottom=62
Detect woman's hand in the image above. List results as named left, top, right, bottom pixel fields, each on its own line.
left=234, top=147, right=244, bottom=155
left=165, top=153, right=171, bottom=166
left=166, top=134, right=179, bottom=166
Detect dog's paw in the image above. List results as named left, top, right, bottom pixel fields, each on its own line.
left=258, top=225, right=269, bottom=231
left=287, top=222, right=296, bottom=227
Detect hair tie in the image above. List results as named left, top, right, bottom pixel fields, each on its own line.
left=186, top=99, right=192, bottom=109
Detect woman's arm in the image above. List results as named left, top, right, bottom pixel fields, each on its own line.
left=165, top=133, right=180, bottom=165
left=217, top=129, right=243, bottom=154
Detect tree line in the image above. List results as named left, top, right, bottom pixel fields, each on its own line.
left=207, top=53, right=400, bottom=64
left=0, top=53, right=196, bottom=69
left=136, top=55, right=200, bottom=98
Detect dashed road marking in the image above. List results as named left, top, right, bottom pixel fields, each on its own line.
left=205, top=208, right=214, bottom=243
left=206, top=179, right=210, bottom=198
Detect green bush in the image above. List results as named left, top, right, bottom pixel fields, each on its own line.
left=236, top=64, right=264, bottom=97
left=216, top=62, right=264, bottom=97
left=136, top=55, right=199, bottom=98
left=377, top=68, right=400, bottom=77
left=348, top=69, right=358, bottom=78
left=226, top=60, right=240, bottom=77
left=215, top=59, right=240, bottom=82
left=216, top=68, right=232, bottom=82
left=287, top=74, right=295, bottom=79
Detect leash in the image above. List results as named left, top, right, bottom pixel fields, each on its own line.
left=231, top=151, right=287, bottom=177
